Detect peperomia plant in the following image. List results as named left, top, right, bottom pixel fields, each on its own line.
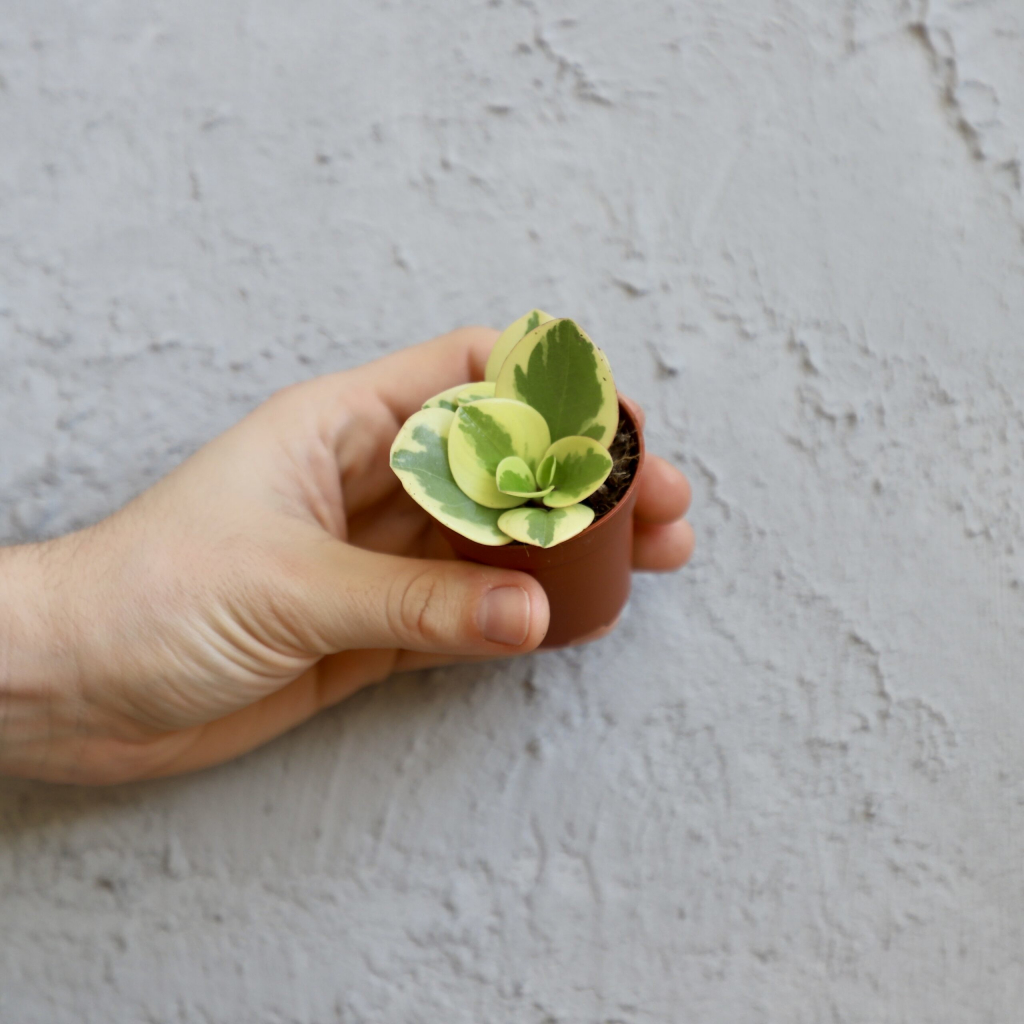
left=390, top=312, right=622, bottom=548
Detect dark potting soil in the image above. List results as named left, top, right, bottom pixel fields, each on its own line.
left=583, top=411, right=641, bottom=520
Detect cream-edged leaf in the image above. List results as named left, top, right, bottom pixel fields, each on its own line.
left=496, top=456, right=554, bottom=498
left=455, top=381, right=496, bottom=404
left=422, top=381, right=496, bottom=411
left=497, top=504, right=595, bottom=548
left=421, top=384, right=463, bottom=412
left=536, top=452, right=557, bottom=490
left=494, top=318, right=619, bottom=446
left=448, top=398, right=552, bottom=509
left=485, top=308, right=555, bottom=382
left=541, top=436, right=614, bottom=508
left=496, top=455, right=534, bottom=493
left=389, top=408, right=511, bottom=546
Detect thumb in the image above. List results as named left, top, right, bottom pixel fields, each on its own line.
left=307, top=542, right=551, bottom=656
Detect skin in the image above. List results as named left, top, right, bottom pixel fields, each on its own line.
left=0, top=327, right=693, bottom=785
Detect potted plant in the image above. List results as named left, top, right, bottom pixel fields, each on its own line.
left=390, top=311, right=645, bottom=646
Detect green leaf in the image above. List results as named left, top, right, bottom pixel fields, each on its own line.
left=494, top=318, right=619, bottom=446
left=484, top=308, right=555, bottom=382
left=448, top=398, right=552, bottom=509
left=541, top=436, right=614, bottom=508
left=422, top=381, right=496, bottom=411
left=496, top=456, right=554, bottom=499
left=497, top=504, right=595, bottom=548
left=390, top=409, right=511, bottom=545
left=496, top=455, right=535, bottom=492
left=536, top=452, right=557, bottom=490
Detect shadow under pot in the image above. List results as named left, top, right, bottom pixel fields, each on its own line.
left=437, top=399, right=645, bottom=648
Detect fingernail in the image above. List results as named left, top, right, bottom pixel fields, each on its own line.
left=478, top=586, right=531, bottom=646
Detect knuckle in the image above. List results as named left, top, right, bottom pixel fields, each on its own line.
left=266, top=380, right=304, bottom=407
left=390, top=569, right=449, bottom=643
left=452, top=324, right=499, bottom=348
left=263, top=379, right=322, bottom=420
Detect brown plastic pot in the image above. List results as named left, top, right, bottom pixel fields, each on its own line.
left=436, top=399, right=645, bottom=648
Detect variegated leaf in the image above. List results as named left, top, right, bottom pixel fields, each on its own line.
left=389, top=408, right=511, bottom=546
left=494, top=318, right=619, bottom=446
left=421, top=384, right=463, bottom=412
left=422, top=380, right=496, bottom=411
left=484, top=308, right=555, bottom=382
left=536, top=452, right=557, bottom=490
left=497, top=504, right=595, bottom=548
left=455, top=381, right=496, bottom=404
left=541, top=436, right=614, bottom=508
left=448, top=398, right=552, bottom=509
left=496, top=456, right=554, bottom=499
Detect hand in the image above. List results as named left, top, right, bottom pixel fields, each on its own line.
left=0, top=327, right=694, bottom=784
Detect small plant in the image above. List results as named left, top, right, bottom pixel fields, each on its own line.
left=390, top=311, right=622, bottom=548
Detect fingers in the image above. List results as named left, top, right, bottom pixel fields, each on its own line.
left=635, top=454, right=692, bottom=524
left=138, top=651, right=400, bottom=779
left=342, top=325, right=499, bottom=424
left=391, top=648, right=521, bottom=672
left=346, top=486, right=433, bottom=555
left=633, top=519, right=695, bottom=571
left=320, top=326, right=500, bottom=517
left=140, top=640, right=525, bottom=779
left=629, top=439, right=694, bottom=571
left=307, top=541, right=551, bottom=658
left=617, top=397, right=690, bottom=523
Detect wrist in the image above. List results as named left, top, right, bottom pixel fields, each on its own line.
left=0, top=535, right=85, bottom=772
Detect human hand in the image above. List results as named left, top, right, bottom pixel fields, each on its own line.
left=0, top=327, right=693, bottom=784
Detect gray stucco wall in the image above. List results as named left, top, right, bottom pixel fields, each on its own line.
left=2, top=1, right=1024, bottom=1020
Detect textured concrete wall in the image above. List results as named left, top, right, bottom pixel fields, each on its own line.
left=2, top=1, right=1024, bottom=1020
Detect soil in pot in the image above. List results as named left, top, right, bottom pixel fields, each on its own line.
left=438, top=399, right=645, bottom=647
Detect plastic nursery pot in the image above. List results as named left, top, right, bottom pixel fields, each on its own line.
left=436, top=399, right=646, bottom=648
